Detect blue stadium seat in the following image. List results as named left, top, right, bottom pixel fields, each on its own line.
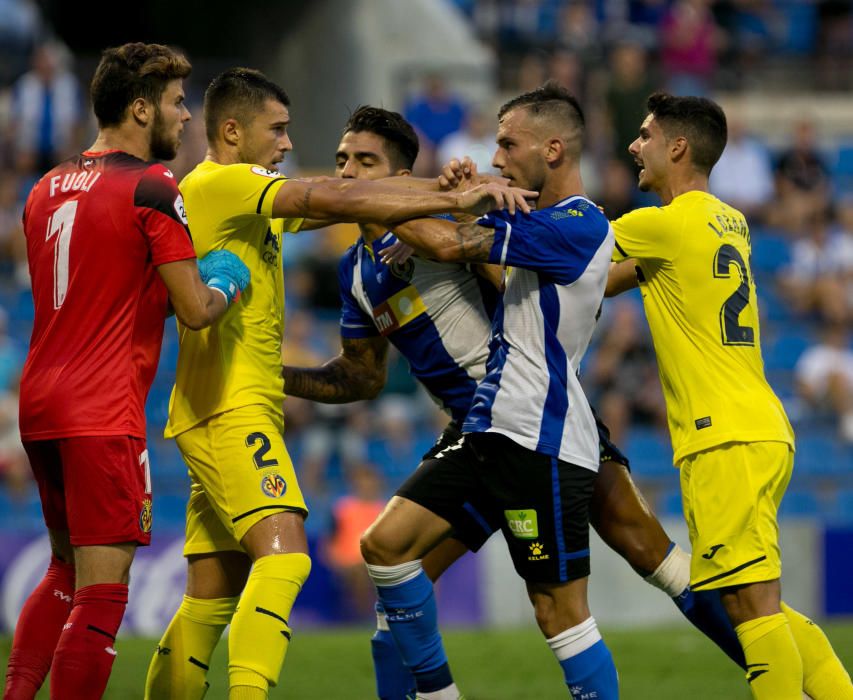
left=762, top=330, right=812, bottom=371
left=829, top=489, right=853, bottom=525
left=778, top=490, right=820, bottom=519
left=793, top=432, right=848, bottom=477
left=152, top=492, right=188, bottom=531
left=832, top=145, right=853, bottom=196
left=624, top=427, right=674, bottom=478
left=658, top=489, right=684, bottom=517
left=751, top=231, right=791, bottom=275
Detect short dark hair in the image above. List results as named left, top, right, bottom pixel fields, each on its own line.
left=498, top=79, right=585, bottom=141
left=646, top=92, right=727, bottom=174
left=90, top=43, right=191, bottom=128
left=343, top=106, right=419, bottom=170
left=204, top=68, right=290, bottom=143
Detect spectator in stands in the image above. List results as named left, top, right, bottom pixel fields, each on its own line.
left=795, top=323, right=853, bottom=442
left=323, top=462, right=387, bottom=620
left=0, top=374, right=29, bottom=498
left=546, top=49, right=585, bottom=102
left=595, top=158, right=642, bottom=221
left=816, top=0, right=853, bottom=90
left=515, top=50, right=547, bottom=93
left=777, top=205, right=853, bottom=324
left=9, top=41, right=83, bottom=178
left=404, top=74, right=466, bottom=175
left=437, top=106, right=497, bottom=175
left=772, top=118, right=831, bottom=232
left=0, top=174, right=25, bottom=277
left=555, top=2, right=601, bottom=64
left=0, top=0, right=43, bottom=86
left=604, top=41, right=658, bottom=168
left=587, top=298, right=667, bottom=445
left=0, top=308, right=23, bottom=393
left=709, top=114, right=774, bottom=222
left=659, top=0, right=721, bottom=95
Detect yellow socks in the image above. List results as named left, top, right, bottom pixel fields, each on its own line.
left=227, top=553, right=312, bottom=699
left=145, top=595, right=238, bottom=700
left=735, top=613, right=802, bottom=699
left=781, top=602, right=853, bottom=699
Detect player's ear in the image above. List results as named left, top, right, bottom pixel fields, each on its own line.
left=670, top=136, right=688, bottom=162
left=544, top=137, right=563, bottom=164
left=222, top=118, right=241, bottom=147
left=130, top=97, right=153, bottom=127
left=395, top=168, right=412, bottom=177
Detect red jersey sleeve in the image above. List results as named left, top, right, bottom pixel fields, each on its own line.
left=134, top=164, right=197, bottom=266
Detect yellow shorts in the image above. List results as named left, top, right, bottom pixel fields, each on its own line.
left=175, top=405, right=307, bottom=557
left=679, top=440, right=792, bottom=591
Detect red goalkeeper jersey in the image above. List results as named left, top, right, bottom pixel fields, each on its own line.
left=19, top=150, right=196, bottom=440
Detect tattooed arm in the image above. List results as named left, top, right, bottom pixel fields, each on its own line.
left=389, top=218, right=497, bottom=264
left=282, top=336, right=389, bottom=403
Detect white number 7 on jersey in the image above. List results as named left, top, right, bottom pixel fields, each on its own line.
left=45, top=199, right=78, bottom=309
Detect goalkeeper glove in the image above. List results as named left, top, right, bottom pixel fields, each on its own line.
left=197, top=250, right=250, bottom=305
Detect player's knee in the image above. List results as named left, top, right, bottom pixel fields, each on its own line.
left=360, top=525, right=401, bottom=566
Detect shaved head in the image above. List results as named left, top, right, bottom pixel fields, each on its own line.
left=498, top=79, right=585, bottom=157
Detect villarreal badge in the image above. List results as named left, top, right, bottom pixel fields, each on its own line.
left=139, top=498, right=153, bottom=533
left=261, top=472, right=287, bottom=498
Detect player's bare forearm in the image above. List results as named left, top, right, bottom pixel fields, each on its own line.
left=474, top=263, right=504, bottom=290
left=282, top=337, right=388, bottom=403
left=273, top=179, right=535, bottom=224
left=606, top=259, right=640, bottom=297
left=392, top=219, right=495, bottom=263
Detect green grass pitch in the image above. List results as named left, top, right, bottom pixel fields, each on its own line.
left=3, top=623, right=852, bottom=698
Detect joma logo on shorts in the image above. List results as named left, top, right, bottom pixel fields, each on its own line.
left=505, top=509, right=538, bottom=539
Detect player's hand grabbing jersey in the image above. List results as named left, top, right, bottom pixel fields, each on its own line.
left=20, top=151, right=196, bottom=440
left=166, top=162, right=303, bottom=437
left=611, top=191, right=793, bottom=462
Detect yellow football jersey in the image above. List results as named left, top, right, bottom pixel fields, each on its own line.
left=611, top=191, right=794, bottom=463
left=165, top=161, right=302, bottom=437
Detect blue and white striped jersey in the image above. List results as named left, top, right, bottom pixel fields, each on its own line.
left=338, top=232, right=496, bottom=424
left=463, top=196, right=614, bottom=471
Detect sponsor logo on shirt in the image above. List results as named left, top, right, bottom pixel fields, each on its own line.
left=261, top=473, right=287, bottom=498
left=251, top=166, right=282, bottom=179
left=504, top=509, right=538, bottom=539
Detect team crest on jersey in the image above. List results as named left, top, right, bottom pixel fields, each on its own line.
left=389, top=259, right=414, bottom=282
left=251, top=166, right=282, bottom=179
left=139, top=498, right=153, bottom=533
left=261, top=473, right=287, bottom=498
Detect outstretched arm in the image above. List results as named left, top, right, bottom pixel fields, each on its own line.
left=272, top=177, right=535, bottom=225
left=282, top=336, right=389, bottom=403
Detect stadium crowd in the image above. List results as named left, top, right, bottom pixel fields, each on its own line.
left=0, top=0, right=851, bottom=612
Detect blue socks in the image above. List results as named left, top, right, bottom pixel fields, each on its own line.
left=547, top=617, right=619, bottom=699
left=371, top=602, right=417, bottom=700
left=672, top=586, right=746, bottom=668
left=367, top=563, right=454, bottom=694
left=645, top=542, right=745, bottom=669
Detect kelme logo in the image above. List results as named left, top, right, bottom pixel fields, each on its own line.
left=504, top=509, right=538, bottom=539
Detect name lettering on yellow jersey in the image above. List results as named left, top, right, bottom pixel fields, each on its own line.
left=707, top=213, right=750, bottom=244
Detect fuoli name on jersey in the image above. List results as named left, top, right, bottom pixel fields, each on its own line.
left=48, top=171, right=101, bottom=198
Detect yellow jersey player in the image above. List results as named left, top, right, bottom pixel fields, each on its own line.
left=143, top=68, right=534, bottom=700
left=609, top=92, right=852, bottom=700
